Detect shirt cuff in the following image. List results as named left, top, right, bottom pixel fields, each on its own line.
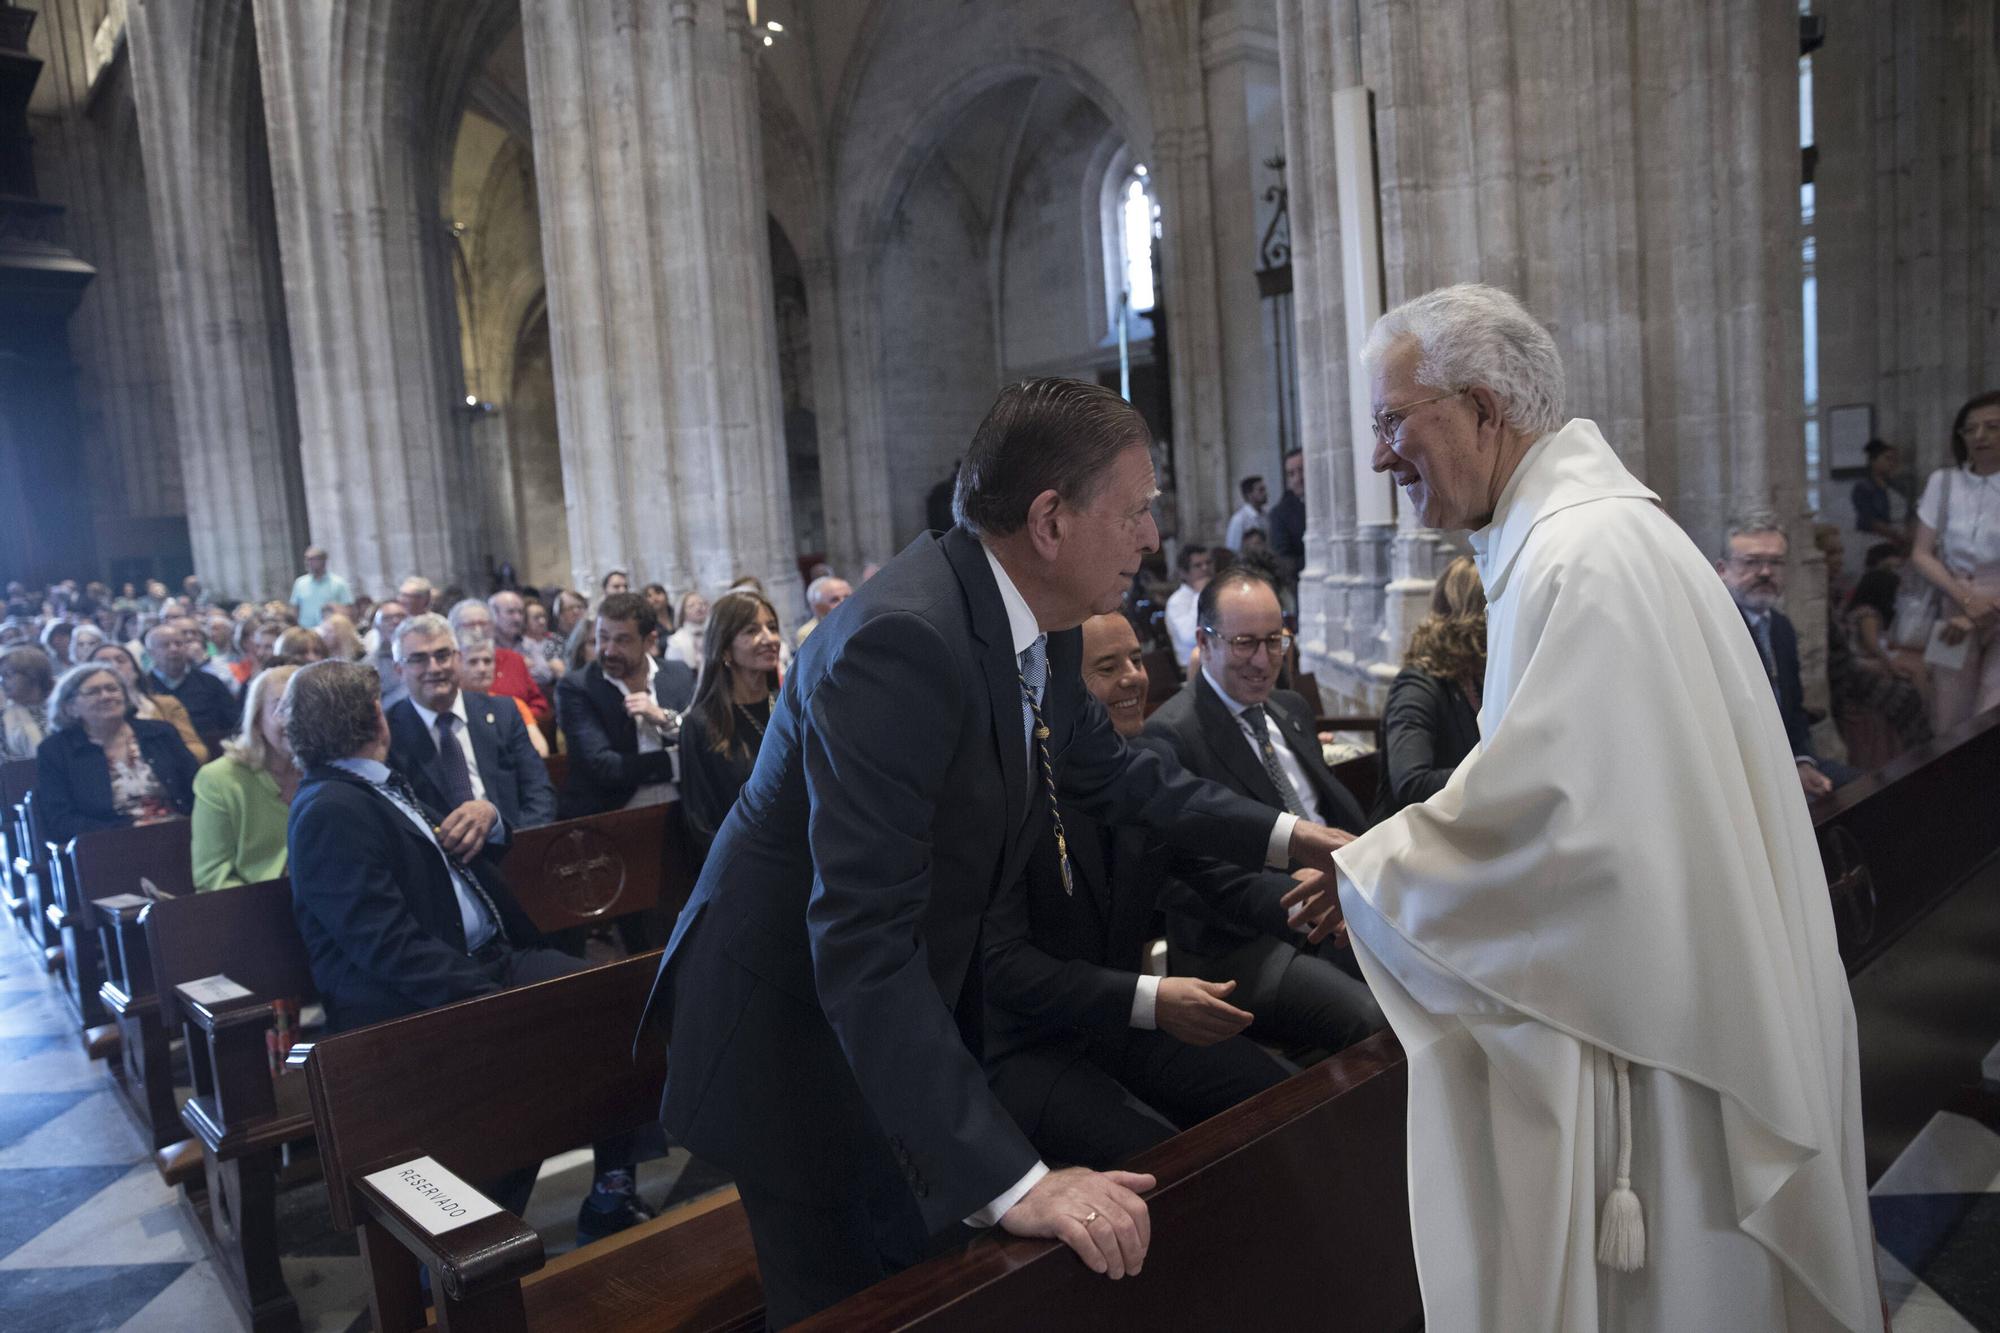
left=1265, top=812, right=1298, bottom=868
left=965, top=1160, right=1049, bottom=1228
left=1130, top=974, right=1160, bottom=1029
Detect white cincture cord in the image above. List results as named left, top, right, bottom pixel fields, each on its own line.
left=1596, top=1054, right=1646, bottom=1271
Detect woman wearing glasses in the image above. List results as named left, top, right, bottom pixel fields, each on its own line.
left=1909, top=390, right=2000, bottom=730
left=35, top=662, right=200, bottom=844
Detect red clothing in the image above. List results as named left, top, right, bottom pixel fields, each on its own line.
left=490, top=647, right=552, bottom=725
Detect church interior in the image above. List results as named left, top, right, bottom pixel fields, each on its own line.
left=0, top=0, right=1996, bottom=1329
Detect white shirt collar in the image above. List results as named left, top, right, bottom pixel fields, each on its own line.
left=1201, top=663, right=1255, bottom=717
left=409, top=690, right=469, bottom=733
left=329, top=756, right=390, bottom=784
left=980, top=543, right=1043, bottom=658
left=606, top=653, right=657, bottom=698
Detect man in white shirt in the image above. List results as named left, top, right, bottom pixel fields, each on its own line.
left=1223, top=475, right=1268, bottom=551
left=1163, top=544, right=1211, bottom=666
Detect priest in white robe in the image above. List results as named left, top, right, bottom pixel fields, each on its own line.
left=1286, top=284, right=1882, bottom=1332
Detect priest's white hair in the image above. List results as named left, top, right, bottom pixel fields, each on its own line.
left=1364, top=283, right=1566, bottom=438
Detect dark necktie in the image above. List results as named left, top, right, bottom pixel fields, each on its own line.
left=1750, top=616, right=1777, bottom=681
left=382, top=769, right=502, bottom=949
left=435, top=712, right=476, bottom=809
left=1017, top=636, right=1075, bottom=896
left=1241, top=704, right=1308, bottom=818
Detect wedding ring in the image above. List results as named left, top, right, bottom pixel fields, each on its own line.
left=1083, top=1210, right=1099, bottom=1224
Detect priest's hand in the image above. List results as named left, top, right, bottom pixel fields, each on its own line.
left=1280, top=868, right=1348, bottom=947
left=1000, top=1166, right=1155, bottom=1279
left=436, top=800, right=502, bottom=859
left=1155, top=977, right=1254, bottom=1045
left=1795, top=761, right=1834, bottom=800
left=1286, top=819, right=1356, bottom=875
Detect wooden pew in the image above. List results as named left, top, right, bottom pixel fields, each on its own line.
left=802, top=1031, right=1418, bottom=1332
left=1, top=756, right=34, bottom=936
left=1812, top=706, right=2000, bottom=1179
left=304, top=951, right=766, bottom=1333
left=147, top=876, right=319, bottom=1333
left=12, top=788, right=61, bottom=965
left=499, top=802, right=696, bottom=937
left=47, top=819, right=192, bottom=1037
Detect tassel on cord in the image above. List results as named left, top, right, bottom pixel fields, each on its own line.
left=1596, top=1054, right=1646, bottom=1272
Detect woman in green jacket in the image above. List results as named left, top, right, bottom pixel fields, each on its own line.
left=190, top=664, right=301, bottom=891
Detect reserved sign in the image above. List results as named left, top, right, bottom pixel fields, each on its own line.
left=179, top=974, right=253, bottom=1006
left=363, top=1156, right=502, bottom=1236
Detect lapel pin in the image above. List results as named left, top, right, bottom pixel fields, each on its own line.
left=485, top=712, right=495, bottom=724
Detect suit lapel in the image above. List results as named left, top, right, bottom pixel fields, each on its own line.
left=1060, top=806, right=1112, bottom=917
left=942, top=528, right=1027, bottom=868
left=1194, top=673, right=1280, bottom=804
left=462, top=694, right=500, bottom=783
left=1270, top=694, right=1341, bottom=818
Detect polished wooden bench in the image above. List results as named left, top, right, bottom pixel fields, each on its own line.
left=304, top=951, right=766, bottom=1333
left=142, top=875, right=318, bottom=1332
left=11, top=787, right=60, bottom=965
left=1, top=756, right=34, bottom=936
left=1813, top=705, right=2000, bottom=1179
left=499, top=801, right=695, bottom=937
left=47, top=819, right=192, bottom=1039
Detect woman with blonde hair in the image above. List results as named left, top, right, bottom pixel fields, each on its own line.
left=1377, top=555, right=1487, bottom=818
left=189, top=665, right=301, bottom=891
left=317, top=612, right=366, bottom=663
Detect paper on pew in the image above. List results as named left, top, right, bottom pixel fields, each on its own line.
left=179, top=974, right=253, bottom=1006
left=364, top=1156, right=503, bottom=1235
left=94, top=893, right=149, bottom=910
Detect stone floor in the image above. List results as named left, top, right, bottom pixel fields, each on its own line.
left=1, top=917, right=1996, bottom=1330
left=0, top=925, right=724, bottom=1332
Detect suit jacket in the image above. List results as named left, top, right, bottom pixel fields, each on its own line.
left=981, top=738, right=1183, bottom=1111
left=553, top=659, right=697, bottom=817
left=1143, top=672, right=1369, bottom=958
left=287, top=764, right=542, bottom=1032
left=385, top=692, right=556, bottom=837
left=148, top=665, right=240, bottom=755
left=35, top=719, right=200, bottom=845
left=640, top=526, right=1279, bottom=1235
left=1375, top=666, right=1481, bottom=819
left=1741, top=608, right=1817, bottom=760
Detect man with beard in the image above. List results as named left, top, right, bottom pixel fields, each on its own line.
left=553, top=591, right=695, bottom=817
left=1716, top=511, right=1859, bottom=796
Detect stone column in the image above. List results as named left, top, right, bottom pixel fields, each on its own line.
left=251, top=0, right=481, bottom=598
left=128, top=0, right=306, bottom=600
left=520, top=0, right=801, bottom=615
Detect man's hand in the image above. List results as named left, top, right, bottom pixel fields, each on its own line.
left=1000, top=1166, right=1155, bottom=1279
left=1155, top=977, right=1254, bottom=1045
left=1795, top=761, right=1833, bottom=800
left=1280, top=867, right=1347, bottom=946
left=436, top=800, right=501, bottom=858
left=1286, top=820, right=1356, bottom=877
left=624, top=690, right=668, bottom=728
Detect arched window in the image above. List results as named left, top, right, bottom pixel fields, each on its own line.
left=1119, top=166, right=1158, bottom=314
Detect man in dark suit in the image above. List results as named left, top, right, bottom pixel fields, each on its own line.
left=283, top=660, right=654, bottom=1241
left=1717, top=513, right=1859, bottom=795
left=640, top=379, right=1357, bottom=1327
left=384, top=613, right=555, bottom=840
left=554, top=592, right=696, bottom=818
left=144, top=621, right=239, bottom=755
left=1143, top=566, right=1384, bottom=1056
left=983, top=610, right=1289, bottom=1169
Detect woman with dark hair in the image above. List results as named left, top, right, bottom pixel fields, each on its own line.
left=1376, top=556, right=1486, bottom=819
left=35, top=663, right=199, bottom=844
left=269, top=625, right=328, bottom=667
left=93, top=642, right=210, bottom=763
left=1909, top=389, right=2000, bottom=729
left=1835, top=567, right=1930, bottom=763
left=676, top=590, right=782, bottom=863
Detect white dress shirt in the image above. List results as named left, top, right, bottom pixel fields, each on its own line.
left=1919, top=465, right=2000, bottom=571
left=1165, top=582, right=1200, bottom=663
left=607, top=656, right=676, bottom=807
left=328, top=756, right=496, bottom=952
left=1225, top=502, right=1266, bottom=552
left=1201, top=665, right=1323, bottom=824
left=408, top=690, right=487, bottom=803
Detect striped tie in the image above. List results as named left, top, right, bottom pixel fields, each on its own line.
left=1017, top=636, right=1075, bottom=896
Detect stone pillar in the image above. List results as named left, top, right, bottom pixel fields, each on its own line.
left=520, top=0, right=801, bottom=615
left=251, top=0, right=481, bottom=598
left=128, top=0, right=307, bottom=600
left=805, top=252, right=891, bottom=577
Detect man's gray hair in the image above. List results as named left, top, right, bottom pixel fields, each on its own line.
left=805, top=575, right=844, bottom=611
left=392, top=612, right=457, bottom=662
left=1362, top=283, right=1567, bottom=437
left=281, top=660, right=382, bottom=768
left=398, top=575, right=433, bottom=594
left=1720, top=508, right=1788, bottom=559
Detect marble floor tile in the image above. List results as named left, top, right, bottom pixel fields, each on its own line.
left=0, top=1162, right=203, bottom=1269
left=283, top=1253, right=371, bottom=1333
left=1876, top=1113, right=2000, bottom=1198
left=0, top=1262, right=192, bottom=1332
left=0, top=1091, right=94, bottom=1153
left=0, top=1090, right=146, bottom=1169
left=112, top=1257, right=236, bottom=1333
left=0, top=1164, right=134, bottom=1260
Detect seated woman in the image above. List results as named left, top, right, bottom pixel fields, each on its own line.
left=1376, top=555, right=1486, bottom=819
left=92, top=642, right=210, bottom=763
left=190, top=665, right=301, bottom=891
left=458, top=634, right=550, bottom=758
left=270, top=625, right=327, bottom=667
left=316, top=612, right=366, bottom=663
left=66, top=622, right=106, bottom=665
left=662, top=591, right=708, bottom=669
left=35, top=663, right=199, bottom=844
left=677, top=590, right=782, bottom=864
left=1, top=645, right=53, bottom=760
left=1837, top=567, right=1931, bottom=763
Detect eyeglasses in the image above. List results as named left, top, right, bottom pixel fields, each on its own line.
left=1202, top=629, right=1294, bottom=660
left=1728, top=555, right=1786, bottom=573
left=1372, top=390, right=1463, bottom=448
left=400, top=648, right=458, bottom=669
left=77, top=684, right=126, bottom=700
